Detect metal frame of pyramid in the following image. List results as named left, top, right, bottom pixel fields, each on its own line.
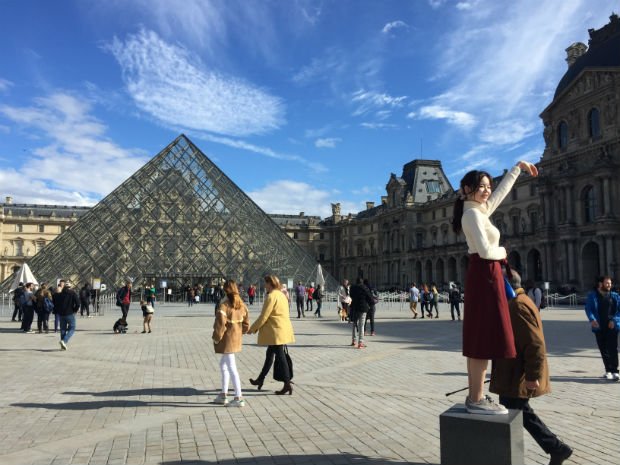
left=0, top=135, right=337, bottom=293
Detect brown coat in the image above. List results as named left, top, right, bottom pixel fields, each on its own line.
left=490, top=289, right=550, bottom=398
left=212, top=300, right=249, bottom=354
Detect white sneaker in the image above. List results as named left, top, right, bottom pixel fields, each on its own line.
left=465, top=395, right=508, bottom=415
left=213, top=393, right=228, bottom=405
left=613, top=373, right=620, bottom=381
left=59, top=340, right=67, bottom=351
left=604, top=372, right=614, bottom=380
left=227, top=398, right=246, bottom=407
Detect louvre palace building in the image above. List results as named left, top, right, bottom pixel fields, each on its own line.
left=1, top=15, right=619, bottom=292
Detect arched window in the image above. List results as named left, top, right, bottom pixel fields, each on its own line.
left=582, top=186, right=596, bottom=223
left=588, top=108, right=601, bottom=139
left=558, top=121, right=568, bottom=149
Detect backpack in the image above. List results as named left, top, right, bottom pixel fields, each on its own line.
left=312, top=288, right=320, bottom=300
left=43, top=297, right=54, bottom=313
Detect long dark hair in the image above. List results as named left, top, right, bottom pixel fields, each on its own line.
left=452, top=170, right=492, bottom=234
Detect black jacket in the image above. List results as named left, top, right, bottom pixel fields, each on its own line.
left=53, top=288, right=80, bottom=316
left=349, top=283, right=373, bottom=314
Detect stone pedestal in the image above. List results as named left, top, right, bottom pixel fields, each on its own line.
left=440, top=404, right=523, bottom=465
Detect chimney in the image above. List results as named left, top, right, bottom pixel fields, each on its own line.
left=5, top=196, right=12, bottom=204
left=366, top=201, right=375, bottom=210
left=565, top=42, right=587, bottom=67
left=381, top=196, right=388, bottom=205
left=299, top=212, right=304, bottom=217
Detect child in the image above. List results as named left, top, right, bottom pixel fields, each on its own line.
left=140, top=300, right=154, bottom=333
left=212, top=279, right=249, bottom=407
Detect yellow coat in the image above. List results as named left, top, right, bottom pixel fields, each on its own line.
left=249, top=289, right=295, bottom=346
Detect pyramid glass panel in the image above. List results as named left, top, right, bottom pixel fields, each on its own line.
left=1, top=135, right=336, bottom=292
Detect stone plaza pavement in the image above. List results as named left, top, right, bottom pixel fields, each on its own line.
left=0, top=301, right=618, bottom=465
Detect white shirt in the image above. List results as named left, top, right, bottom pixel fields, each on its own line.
left=461, top=166, right=520, bottom=260
left=410, top=286, right=419, bottom=302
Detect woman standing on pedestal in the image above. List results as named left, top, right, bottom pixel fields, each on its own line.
left=452, top=160, right=538, bottom=414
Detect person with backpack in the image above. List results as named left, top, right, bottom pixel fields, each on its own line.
left=449, top=284, right=462, bottom=321
left=313, top=284, right=323, bottom=317
left=20, top=283, right=36, bottom=333
left=34, top=283, right=54, bottom=333
left=11, top=282, right=24, bottom=322
left=363, top=279, right=378, bottom=336
left=306, top=283, right=315, bottom=313
left=79, top=283, right=91, bottom=317
left=53, top=281, right=80, bottom=350
left=116, top=280, right=132, bottom=320
left=526, top=280, right=543, bottom=310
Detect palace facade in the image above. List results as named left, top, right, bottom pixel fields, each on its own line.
left=2, top=15, right=619, bottom=292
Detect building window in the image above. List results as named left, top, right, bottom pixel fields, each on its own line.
left=583, top=186, right=596, bottom=223
left=356, top=243, right=363, bottom=256
left=357, top=226, right=363, bottom=234
left=426, top=180, right=441, bottom=194
left=416, top=212, right=422, bottom=222
left=512, top=215, right=520, bottom=236
left=293, top=232, right=298, bottom=239
left=442, top=208, right=446, bottom=218
left=558, top=121, right=568, bottom=149
left=588, top=108, right=601, bottom=139
left=16, top=224, right=23, bottom=232
left=529, top=182, right=537, bottom=196
left=511, top=188, right=518, bottom=201
left=35, top=240, right=45, bottom=253
left=319, top=253, right=325, bottom=261
left=416, top=232, right=423, bottom=249
left=432, top=210, right=436, bottom=220
left=38, top=224, right=45, bottom=233
left=319, top=232, right=324, bottom=240
left=529, top=211, right=538, bottom=233
left=15, top=240, right=23, bottom=256
left=60, top=225, right=66, bottom=233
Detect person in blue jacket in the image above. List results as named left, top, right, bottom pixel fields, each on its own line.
left=585, top=276, right=620, bottom=380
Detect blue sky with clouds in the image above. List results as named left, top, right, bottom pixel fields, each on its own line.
left=0, top=0, right=615, bottom=216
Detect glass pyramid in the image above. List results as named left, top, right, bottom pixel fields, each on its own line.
left=1, top=135, right=336, bottom=293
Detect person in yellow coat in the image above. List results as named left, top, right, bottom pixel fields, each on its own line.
left=248, top=274, right=295, bottom=395
left=212, top=280, right=250, bottom=407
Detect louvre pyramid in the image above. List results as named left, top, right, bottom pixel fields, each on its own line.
left=1, top=135, right=336, bottom=292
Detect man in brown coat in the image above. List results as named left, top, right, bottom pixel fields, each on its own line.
left=490, top=270, right=573, bottom=465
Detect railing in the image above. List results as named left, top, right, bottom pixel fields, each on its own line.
left=545, top=293, right=578, bottom=308
left=0, top=291, right=115, bottom=318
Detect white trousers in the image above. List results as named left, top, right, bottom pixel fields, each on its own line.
left=220, top=353, right=242, bottom=398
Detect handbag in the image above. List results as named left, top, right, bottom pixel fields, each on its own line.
left=273, top=345, right=294, bottom=381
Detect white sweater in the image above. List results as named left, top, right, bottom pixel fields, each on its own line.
left=461, top=166, right=520, bottom=260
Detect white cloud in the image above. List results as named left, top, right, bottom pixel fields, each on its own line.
left=248, top=180, right=365, bottom=217
left=0, top=92, right=148, bottom=204
left=197, top=132, right=327, bottom=173
left=360, top=122, right=397, bottom=130
left=479, top=120, right=537, bottom=145
left=455, top=1, right=477, bottom=10
left=382, top=20, right=407, bottom=34
left=351, top=89, right=407, bottom=117
left=106, top=29, right=284, bottom=137
left=0, top=78, right=13, bottom=92
left=411, top=104, right=477, bottom=129
left=315, top=138, right=341, bottom=148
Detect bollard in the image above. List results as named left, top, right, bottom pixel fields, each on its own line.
left=440, top=404, right=523, bottom=465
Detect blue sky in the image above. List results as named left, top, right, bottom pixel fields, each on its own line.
left=0, top=0, right=615, bottom=217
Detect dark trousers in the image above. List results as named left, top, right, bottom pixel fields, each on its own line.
left=21, top=306, right=35, bottom=331
left=36, top=309, right=50, bottom=332
left=420, top=302, right=429, bottom=317
left=80, top=299, right=90, bottom=316
left=364, top=306, right=376, bottom=333
left=499, top=396, right=563, bottom=454
left=431, top=301, right=439, bottom=317
left=595, top=328, right=619, bottom=373
left=450, top=302, right=461, bottom=320
left=120, top=303, right=130, bottom=320
left=296, top=297, right=305, bottom=317
left=12, top=303, right=22, bottom=321
left=306, top=299, right=313, bottom=312
left=314, top=300, right=322, bottom=317
left=257, top=345, right=290, bottom=383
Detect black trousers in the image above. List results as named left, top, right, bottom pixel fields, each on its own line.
left=120, top=304, right=130, bottom=320
left=21, top=306, right=35, bottom=331
left=257, top=345, right=290, bottom=383
left=36, top=309, right=50, bottom=332
left=364, top=306, right=376, bottom=332
left=595, top=327, right=619, bottom=373
left=12, top=303, right=22, bottom=321
left=80, top=299, right=90, bottom=316
left=499, top=396, right=562, bottom=454
left=450, top=302, right=461, bottom=320
left=296, top=297, right=305, bottom=317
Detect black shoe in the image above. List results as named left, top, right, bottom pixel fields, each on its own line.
left=249, top=378, right=264, bottom=390
left=549, top=443, right=573, bottom=465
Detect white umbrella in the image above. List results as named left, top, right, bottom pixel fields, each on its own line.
left=9, top=263, right=39, bottom=292
left=315, top=264, right=326, bottom=288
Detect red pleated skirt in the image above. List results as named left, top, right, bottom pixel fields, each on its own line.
left=463, top=254, right=516, bottom=359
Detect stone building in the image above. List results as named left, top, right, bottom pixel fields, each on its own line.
left=1, top=15, right=618, bottom=292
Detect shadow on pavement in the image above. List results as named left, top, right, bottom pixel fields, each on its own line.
left=161, top=453, right=433, bottom=465
left=63, top=387, right=209, bottom=397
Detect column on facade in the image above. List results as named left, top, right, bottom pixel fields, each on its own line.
left=567, top=185, right=575, bottom=223
left=567, top=240, right=576, bottom=282
left=602, top=177, right=612, bottom=217
left=605, top=235, right=615, bottom=276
